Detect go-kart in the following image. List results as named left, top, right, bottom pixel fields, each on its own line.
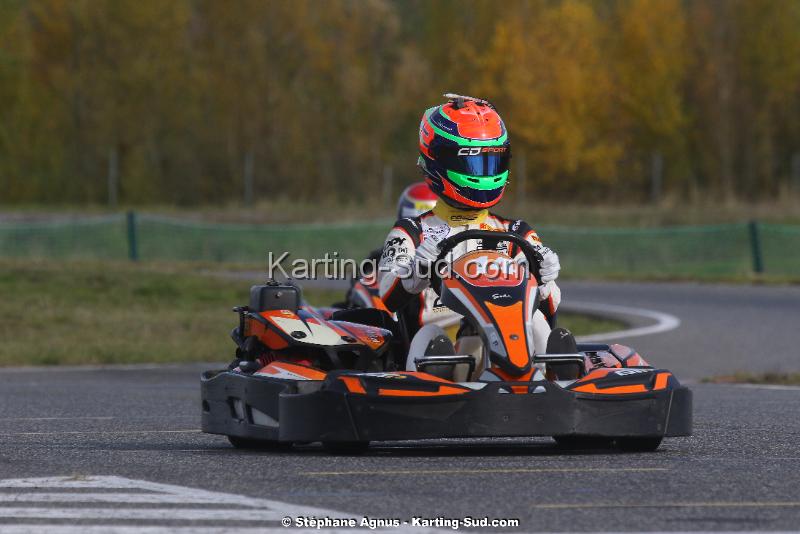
left=201, top=230, right=692, bottom=452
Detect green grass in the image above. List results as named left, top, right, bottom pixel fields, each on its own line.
left=702, top=372, right=800, bottom=386
left=0, top=260, right=623, bottom=366
left=0, top=260, right=245, bottom=366
left=558, top=312, right=624, bottom=337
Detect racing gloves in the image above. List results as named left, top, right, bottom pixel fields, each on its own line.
left=415, top=225, right=450, bottom=266
left=392, top=224, right=560, bottom=294
left=535, top=245, right=561, bottom=283
left=399, top=225, right=450, bottom=294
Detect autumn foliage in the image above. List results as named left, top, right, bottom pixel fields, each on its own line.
left=1, top=0, right=799, bottom=205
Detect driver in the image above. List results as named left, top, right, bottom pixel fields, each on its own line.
left=377, top=94, right=562, bottom=361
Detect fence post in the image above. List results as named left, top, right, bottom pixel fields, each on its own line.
left=748, top=220, right=763, bottom=274
left=126, top=211, right=139, bottom=262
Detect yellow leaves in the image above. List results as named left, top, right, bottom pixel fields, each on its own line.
left=613, top=0, right=688, bottom=145
left=1, top=0, right=800, bottom=203
left=479, top=1, right=623, bottom=187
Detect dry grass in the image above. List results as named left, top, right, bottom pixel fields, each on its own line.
left=3, top=196, right=800, bottom=226
left=0, top=259, right=622, bottom=366
left=703, top=372, right=800, bottom=386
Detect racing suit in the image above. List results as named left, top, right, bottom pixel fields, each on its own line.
left=377, top=202, right=561, bottom=356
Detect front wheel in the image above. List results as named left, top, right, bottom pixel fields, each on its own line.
left=227, top=435, right=293, bottom=451
left=616, top=437, right=663, bottom=452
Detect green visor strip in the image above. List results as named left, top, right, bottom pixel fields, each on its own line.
left=446, top=169, right=509, bottom=190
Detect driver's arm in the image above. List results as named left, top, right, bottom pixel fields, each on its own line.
left=507, top=220, right=561, bottom=324
left=377, top=221, right=424, bottom=312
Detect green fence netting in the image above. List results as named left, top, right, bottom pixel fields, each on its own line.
left=0, top=214, right=129, bottom=261
left=135, top=214, right=393, bottom=264
left=540, top=223, right=755, bottom=278
left=0, top=213, right=797, bottom=278
left=760, top=223, right=800, bottom=276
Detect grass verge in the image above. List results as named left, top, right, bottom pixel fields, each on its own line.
left=0, top=260, right=624, bottom=366
left=5, top=197, right=800, bottom=225
left=702, top=372, right=800, bottom=386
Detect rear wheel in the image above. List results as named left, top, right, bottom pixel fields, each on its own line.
left=553, top=436, right=615, bottom=450
left=322, top=441, right=370, bottom=455
left=616, top=437, right=663, bottom=452
left=227, top=435, right=293, bottom=451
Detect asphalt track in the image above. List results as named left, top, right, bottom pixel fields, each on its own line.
left=1, top=281, right=799, bottom=532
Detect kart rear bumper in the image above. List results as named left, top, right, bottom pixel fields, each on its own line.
left=201, top=370, right=692, bottom=443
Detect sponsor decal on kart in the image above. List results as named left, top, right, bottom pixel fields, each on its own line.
left=613, top=368, right=653, bottom=376
left=359, top=372, right=408, bottom=379
left=256, top=362, right=326, bottom=381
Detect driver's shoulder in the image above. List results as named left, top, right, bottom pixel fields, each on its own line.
left=486, top=212, right=541, bottom=243
left=388, top=212, right=438, bottom=246
left=486, top=212, right=529, bottom=232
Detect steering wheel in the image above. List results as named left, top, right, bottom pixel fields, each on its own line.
left=430, top=229, right=544, bottom=293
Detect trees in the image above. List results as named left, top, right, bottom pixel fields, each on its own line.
left=0, top=0, right=798, bottom=205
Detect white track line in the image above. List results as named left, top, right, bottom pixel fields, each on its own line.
left=564, top=300, right=681, bottom=342
left=0, top=476, right=437, bottom=533
left=0, top=528, right=264, bottom=534
left=0, top=528, right=391, bottom=534
left=0, top=507, right=285, bottom=521
left=0, top=493, right=245, bottom=505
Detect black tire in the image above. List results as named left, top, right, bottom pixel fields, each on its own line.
left=322, top=441, right=370, bottom=455
left=553, top=436, right=615, bottom=450
left=227, top=435, right=293, bottom=451
left=616, top=437, right=663, bottom=452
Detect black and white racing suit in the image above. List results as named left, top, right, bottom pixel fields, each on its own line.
left=376, top=207, right=561, bottom=356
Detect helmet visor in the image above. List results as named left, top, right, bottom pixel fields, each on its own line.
left=434, top=145, right=511, bottom=177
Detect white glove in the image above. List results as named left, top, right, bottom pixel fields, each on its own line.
left=415, top=225, right=450, bottom=268
left=400, top=225, right=450, bottom=293
left=535, top=245, right=560, bottom=283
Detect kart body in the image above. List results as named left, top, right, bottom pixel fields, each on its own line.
left=201, top=231, right=692, bottom=451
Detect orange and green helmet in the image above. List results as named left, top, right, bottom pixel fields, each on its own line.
left=418, top=94, right=511, bottom=209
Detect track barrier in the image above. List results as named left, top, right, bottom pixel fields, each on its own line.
left=0, top=213, right=797, bottom=278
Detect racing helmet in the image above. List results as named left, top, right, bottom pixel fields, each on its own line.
left=418, top=93, right=511, bottom=209
left=396, top=182, right=438, bottom=219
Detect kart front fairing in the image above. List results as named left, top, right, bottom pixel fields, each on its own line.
left=202, top=348, right=692, bottom=443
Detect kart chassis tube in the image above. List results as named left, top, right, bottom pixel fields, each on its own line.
left=201, top=371, right=692, bottom=443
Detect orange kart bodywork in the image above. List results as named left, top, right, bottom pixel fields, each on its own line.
left=201, top=346, right=692, bottom=445
left=202, top=231, right=692, bottom=451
